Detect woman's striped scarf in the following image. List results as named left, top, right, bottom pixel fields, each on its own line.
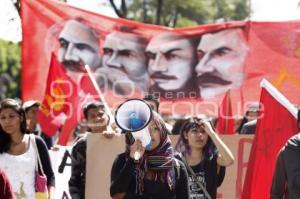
left=125, top=112, right=176, bottom=195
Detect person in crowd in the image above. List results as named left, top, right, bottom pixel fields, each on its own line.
left=0, top=168, right=14, bottom=199
left=70, top=119, right=89, bottom=144
left=69, top=101, right=115, bottom=199
left=171, top=118, right=188, bottom=135
left=270, top=109, right=300, bottom=199
left=0, top=98, right=55, bottom=199
left=237, top=102, right=260, bottom=134
left=195, top=28, right=249, bottom=98
left=143, top=94, right=160, bottom=112
left=175, top=117, right=234, bottom=199
left=110, top=111, right=190, bottom=199
left=146, top=32, right=199, bottom=99
left=23, top=100, right=53, bottom=149
left=142, top=94, right=176, bottom=133
left=95, top=29, right=149, bottom=95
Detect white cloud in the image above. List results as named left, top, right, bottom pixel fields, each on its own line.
left=67, top=0, right=118, bottom=18
left=0, top=0, right=21, bottom=42
left=251, top=0, right=300, bottom=21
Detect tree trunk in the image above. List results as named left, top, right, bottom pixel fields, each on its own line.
left=121, top=0, right=127, bottom=18
left=109, top=0, right=125, bottom=18
left=155, top=0, right=163, bottom=25
left=12, top=0, right=21, bottom=16
left=170, top=9, right=178, bottom=28
left=143, top=0, right=148, bottom=23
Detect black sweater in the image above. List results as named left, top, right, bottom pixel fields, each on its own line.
left=271, top=133, right=300, bottom=199
left=110, top=152, right=190, bottom=199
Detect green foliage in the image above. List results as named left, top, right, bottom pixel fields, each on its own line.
left=0, top=39, right=21, bottom=99
left=125, top=0, right=250, bottom=27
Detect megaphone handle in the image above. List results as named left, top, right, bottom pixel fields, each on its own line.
left=126, top=132, right=135, bottom=145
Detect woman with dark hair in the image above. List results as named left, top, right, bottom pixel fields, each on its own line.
left=110, top=112, right=190, bottom=199
left=175, top=117, right=234, bottom=199
left=0, top=98, right=55, bottom=199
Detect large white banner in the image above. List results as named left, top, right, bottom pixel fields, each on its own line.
left=49, top=146, right=73, bottom=199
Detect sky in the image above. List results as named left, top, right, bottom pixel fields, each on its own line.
left=1, top=0, right=300, bottom=42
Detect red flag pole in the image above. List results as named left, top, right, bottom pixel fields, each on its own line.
left=225, top=90, right=230, bottom=134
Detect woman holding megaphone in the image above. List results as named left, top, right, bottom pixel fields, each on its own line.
left=110, top=111, right=190, bottom=199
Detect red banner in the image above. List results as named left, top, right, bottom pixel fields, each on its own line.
left=21, top=0, right=300, bottom=117
left=242, top=80, right=298, bottom=198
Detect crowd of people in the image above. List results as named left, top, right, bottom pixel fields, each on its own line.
left=0, top=93, right=299, bottom=199
left=0, top=95, right=236, bottom=199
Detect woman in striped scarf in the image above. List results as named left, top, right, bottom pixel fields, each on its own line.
left=110, top=111, right=189, bottom=199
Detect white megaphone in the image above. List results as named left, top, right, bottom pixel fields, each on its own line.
left=115, top=99, right=152, bottom=160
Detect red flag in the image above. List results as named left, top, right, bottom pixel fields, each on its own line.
left=37, top=54, right=76, bottom=137
left=216, top=90, right=234, bottom=134
left=57, top=72, right=100, bottom=145
left=38, top=54, right=100, bottom=145
left=242, top=79, right=298, bottom=199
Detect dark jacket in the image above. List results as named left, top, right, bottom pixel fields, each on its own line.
left=110, top=152, right=190, bottom=199
left=69, top=136, right=87, bottom=199
left=35, top=135, right=55, bottom=187
left=240, top=119, right=257, bottom=135
left=32, top=124, right=53, bottom=149
left=270, top=133, right=300, bottom=199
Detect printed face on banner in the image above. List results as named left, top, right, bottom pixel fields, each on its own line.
left=196, top=29, right=249, bottom=98
left=146, top=32, right=198, bottom=95
left=57, top=19, right=101, bottom=73
left=95, top=31, right=149, bottom=95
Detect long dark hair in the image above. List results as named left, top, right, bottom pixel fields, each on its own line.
left=0, top=98, right=28, bottom=153
left=175, top=117, right=217, bottom=161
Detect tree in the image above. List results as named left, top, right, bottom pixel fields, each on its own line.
left=0, top=39, right=21, bottom=99
left=109, top=0, right=251, bottom=27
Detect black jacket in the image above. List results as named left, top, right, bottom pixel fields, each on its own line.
left=69, top=136, right=87, bottom=199
left=271, top=133, right=300, bottom=199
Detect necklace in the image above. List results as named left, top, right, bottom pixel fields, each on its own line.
left=11, top=135, right=24, bottom=146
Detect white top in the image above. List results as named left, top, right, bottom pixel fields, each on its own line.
left=0, top=134, right=37, bottom=199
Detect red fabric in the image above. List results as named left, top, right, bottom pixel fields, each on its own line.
left=21, top=0, right=300, bottom=116
left=242, top=85, right=298, bottom=199
left=216, top=90, right=234, bottom=134
left=37, top=54, right=76, bottom=137
left=57, top=74, right=99, bottom=145
left=37, top=54, right=99, bottom=145
left=0, top=169, right=14, bottom=199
